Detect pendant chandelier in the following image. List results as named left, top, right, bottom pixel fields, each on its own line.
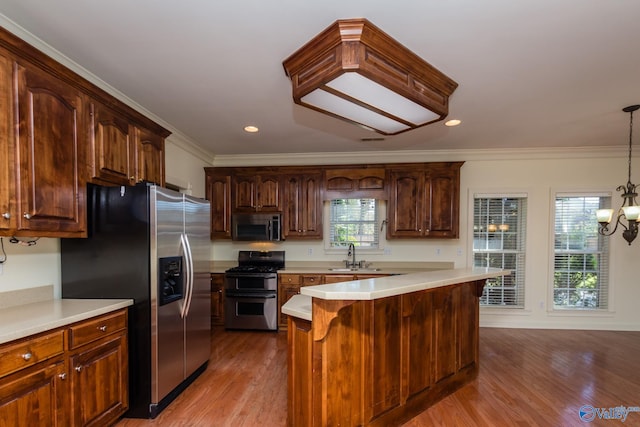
left=596, top=105, right=640, bottom=245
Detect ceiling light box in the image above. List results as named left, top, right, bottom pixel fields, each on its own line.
left=282, top=18, right=458, bottom=135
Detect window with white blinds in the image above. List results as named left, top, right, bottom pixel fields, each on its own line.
left=329, top=199, right=379, bottom=248
left=553, top=194, right=610, bottom=310
left=473, top=196, right=527, bottom=308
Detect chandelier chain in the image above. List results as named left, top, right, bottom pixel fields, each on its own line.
left=629, top=109, right=634, bottom=185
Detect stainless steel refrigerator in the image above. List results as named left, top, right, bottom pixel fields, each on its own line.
left=61, top=183, right=211, bottom=418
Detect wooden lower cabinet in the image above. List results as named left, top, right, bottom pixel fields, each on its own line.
left=287, top=280, right=484, bottom=426
left=278, top=273, right=388, bottom=330
left=68, top=309, right=128, bottom=427
left=0, top=309, right=128, bottom=427
left=211, top=273, right=225, bottom=326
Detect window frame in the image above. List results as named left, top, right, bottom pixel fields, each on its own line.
left=324, top=199, right=386, bottom=254
left=550, top=191, right=611, bottom=312
left=471, top=192, right=528, bottom=309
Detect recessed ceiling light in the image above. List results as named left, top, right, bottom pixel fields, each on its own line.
left=244, top=125, right=259, bottom=133
left=445, top=119, right=461, bottom=127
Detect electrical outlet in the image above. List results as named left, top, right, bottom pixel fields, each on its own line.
left=383, top=247, right=392, bottom=255
left=307, top=248, right=313, bottom=255
left=457, top=247, right=463, bottom=256
left=435, top=248, right=441, bottom=256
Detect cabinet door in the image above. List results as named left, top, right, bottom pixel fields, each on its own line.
left=258, top=175, right=280, bottom=211
left=233, top=175, right=257, bottom=211
left=70, top=333, right=128, bottom=427
left=15, top=62, right=86, bottom=236
left=206, top=172, right=231, bottom=239
left=88, top=102, right=135, bottom=186
left=425, top=165, right=460, bottom=238
left=134, top=126, right=165, bottom=186
left=387, top=169, right=425, bottom=238
left=278, top=274, right=302, bottom=329
left=233, top=174, right=280, bottom=212
left=283, top=174, right=322, bottom=239
left=0, top=361, right=68, bottom=427
left=210, top=273, right=225, bottom=326
left=0, top=50, right=15, bottom=232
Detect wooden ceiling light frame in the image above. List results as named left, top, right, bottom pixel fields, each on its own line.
left=282, top=18, right=458, bottom=135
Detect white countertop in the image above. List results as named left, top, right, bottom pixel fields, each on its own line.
left=282, top=267, right=507, bottom=321
left=0, top=298, right=133, bottom=345
left=300, top=267, right=508, bottom=300
left=282, top=294, right=313, bottom=321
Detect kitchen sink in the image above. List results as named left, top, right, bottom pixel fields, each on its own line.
left=328, top=268, right=382, bottom=272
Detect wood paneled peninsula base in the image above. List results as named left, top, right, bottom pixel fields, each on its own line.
left=281, top=267, right=508, bottom=427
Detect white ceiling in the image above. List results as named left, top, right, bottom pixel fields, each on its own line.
left=1, top=0, right=640, bottom=156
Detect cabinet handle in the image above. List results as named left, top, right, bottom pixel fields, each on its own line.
left=2, top=212, right=9, bottom=219
left=75, top=365, right=83, bottom=372
left=58, top=373, right=67, bottom=380
left=98, top=325, right=107, bottom=332
left=23, top=213, right=32, bottom=219
left=22, top=352, right=32, bottom=361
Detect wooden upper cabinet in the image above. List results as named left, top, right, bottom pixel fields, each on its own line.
left=282, top=173, right=322, bottom=239
left=13, top=61, right=87, bottom=237
left=324, top=167, right=386, bottom=199
left=0, top=50, right=15, bottom=233
left=0, top=28, right=169, bottom=238
left=134, top=126, right=165, bottom=186
left=88, top=101, right=135, bottom=186
left=205, top=168, right=232, bottom=239
left=387, top=162, right=462, bottom=239
left=233, top=173, right=280, bottom=212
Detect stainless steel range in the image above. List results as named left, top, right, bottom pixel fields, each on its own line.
left=224, top=250, right=285, bottom=331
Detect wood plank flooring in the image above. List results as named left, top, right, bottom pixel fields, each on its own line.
left=115, top=327, right=640, bottom=427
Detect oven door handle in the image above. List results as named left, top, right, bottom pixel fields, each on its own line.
left=225, top=273, right=277, bottom=279
left=226, top=293, right=277, bottom=299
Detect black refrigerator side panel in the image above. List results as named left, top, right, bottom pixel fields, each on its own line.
left=61, top=184, right=152, bottom=418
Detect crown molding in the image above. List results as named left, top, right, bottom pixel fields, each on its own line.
left=211, top=146, right=630, bottom=167
left=166, top=132, right=215, bottom=164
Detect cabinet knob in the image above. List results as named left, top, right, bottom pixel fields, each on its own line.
left=129, top=176, right=135, bottom=180
left=58, top=373, right=67, bottom=380
left=309, top=278, right=315, bottom=282
left=98, top=325, right=107, bottom=332
left=75, top=365, right=83, bottom=372
left=2, top=212, right=9, bottom=219
left=23, top=213, right=32, bottom=219
left=22, top=352, right=32, bottom=361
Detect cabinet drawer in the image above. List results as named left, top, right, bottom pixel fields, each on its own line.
left=301, top=275, right=322, bottom=285
left=0, top=330, right=64, bottom=378
left=68, top=310, right=127, bottom=349
left=279, top=274, right=301, bottom=285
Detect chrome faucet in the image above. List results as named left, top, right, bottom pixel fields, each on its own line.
left=347, top=243, right=356, bottom=268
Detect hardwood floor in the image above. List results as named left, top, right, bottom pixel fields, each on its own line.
left=115, top=327, right=640, bottom=427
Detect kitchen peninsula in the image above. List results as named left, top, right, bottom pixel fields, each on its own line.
left=282, top=267, right=507, bottom=427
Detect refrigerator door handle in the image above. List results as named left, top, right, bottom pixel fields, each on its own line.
left=181, top=233, right=195, bottom=318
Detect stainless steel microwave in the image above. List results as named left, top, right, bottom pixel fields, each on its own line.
left=232, top=213, right=282, bottom=241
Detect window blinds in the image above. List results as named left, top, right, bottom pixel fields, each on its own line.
left=473, top=196, right=527, bottom=308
